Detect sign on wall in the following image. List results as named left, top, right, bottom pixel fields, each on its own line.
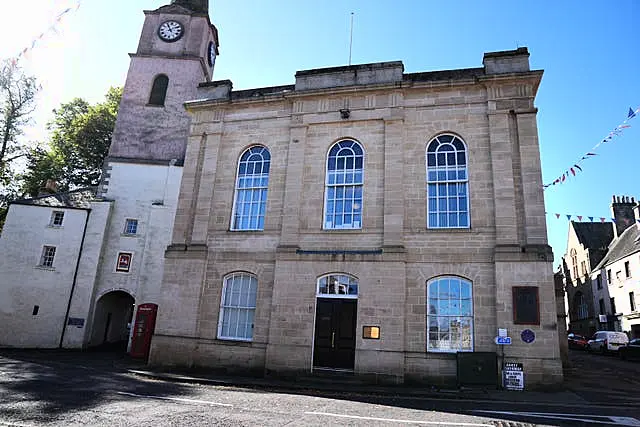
left=116, top=252, right=133, bottom=273
left=503, top=362, right=524, bottom=391
left=513, top=286, right=540, bottom=325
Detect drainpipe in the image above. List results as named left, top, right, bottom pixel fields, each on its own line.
left=59, top=208, right=91, bottom=348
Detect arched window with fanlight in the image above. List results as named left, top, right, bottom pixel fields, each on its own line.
left=231, top=145, right=270, bottom=231
left=324, top=139, right=364, bottom=230
left=317, top=273, right=358, bottom=298
left=426, top=134, right=469, bottom=228
left=427, top=276, right=473, bottom=352
left=148, top=74, right=169, bottom=106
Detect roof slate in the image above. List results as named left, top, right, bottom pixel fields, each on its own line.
left=571, top=221, right=615, bottom=268
left=10, top=187, right=98, bottom=210
left=595, top=224, right=640, bottom=270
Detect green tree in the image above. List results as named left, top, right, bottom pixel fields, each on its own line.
left=0, top=60, right=38, bottom=231
left=21, top=87, right=122, bottom=197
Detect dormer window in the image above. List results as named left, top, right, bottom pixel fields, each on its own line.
left=148, top=75, right=169, bottom=106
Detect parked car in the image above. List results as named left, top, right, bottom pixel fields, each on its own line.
left=619, top=338, right=640, bottom=361
left=586, top=331, right=629, bottom=354
left=568, top=333, right=588, bottom=350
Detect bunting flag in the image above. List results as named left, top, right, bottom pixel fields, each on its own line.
left=9, top=0, right=82, bottom=66
left=544, top=105, right=640, bottom=189
left=544, top=212, right=633, bottom=224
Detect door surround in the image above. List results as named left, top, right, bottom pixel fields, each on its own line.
left=311, top=274, right=358, bottom=372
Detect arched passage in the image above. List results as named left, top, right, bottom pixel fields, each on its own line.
left=90, top=290, right=135, bottom=351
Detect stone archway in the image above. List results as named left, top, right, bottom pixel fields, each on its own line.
left=89, top=290, right=135, bottom=351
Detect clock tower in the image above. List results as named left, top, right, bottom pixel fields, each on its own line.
left=82, top=1, right=218, bottom=353
left=106, top=0, right=218, bottom=164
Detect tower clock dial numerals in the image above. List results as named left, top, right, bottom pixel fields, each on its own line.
left=158, top=20, right=183, bottom=42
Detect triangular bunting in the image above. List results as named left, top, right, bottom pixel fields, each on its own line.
left=574, top=164, right=582, bottom=172
left=577, top=215, right=583, bottom=221
left=588, top=216, right=594, bottom=222
left=600, top=218, right=606, bottom=223
left=570, top=168, right=576, bottom=176
left=555, top=214, right=561, bottom=219
left=566, top=214, right=572, bottom=220
left=630, top=108, right=637, bottom=119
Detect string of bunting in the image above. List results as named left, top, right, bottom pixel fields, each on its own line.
left=544, top=106, right=640, bottom=189
left=546, top=212, right=640, bottom=225
left=9, top=0, right=82, bottom=66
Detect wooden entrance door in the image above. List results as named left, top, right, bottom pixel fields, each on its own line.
left=313, top=298, right=357, bottom=370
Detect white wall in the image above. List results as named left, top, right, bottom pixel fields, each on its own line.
left=61, top=200, right=113, bottom=348
left=0, top=205, right=88, bottom=348
left=87, top=161, right=182, bottom=347
left=605, top=252, right=640, bottom=334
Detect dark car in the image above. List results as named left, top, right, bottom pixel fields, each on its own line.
left=568, top=333, right=588, bottom=350
left=619, top=338, right=640, bottom=361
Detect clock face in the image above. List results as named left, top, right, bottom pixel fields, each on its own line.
left=208, top=41, right=217, bottom=67
left=158, top=20, right=183, bottom=42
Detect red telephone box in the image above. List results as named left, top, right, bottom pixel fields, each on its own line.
left=130, top=303, right=158, bottom=360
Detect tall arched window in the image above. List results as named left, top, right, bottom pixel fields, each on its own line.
left=426, top=134, right=469, bottom=228
left=218, top=273, right=258, bottom=341
left=231, top=145, right=270, bottom=231
left=427, top=276, right=473, bottom=352
left=148, top=74, right=169, bottom=106
left=324, top=139, right=364, bottom=229
left=570, top=248, right=578, bottom=279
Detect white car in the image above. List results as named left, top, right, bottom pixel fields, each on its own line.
left=586, top=331, right=629, bottom=354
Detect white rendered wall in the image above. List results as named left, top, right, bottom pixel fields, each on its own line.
left=605, top=252, right=640, bottom=333
left=61, top=201, right=112, bottom=348
left=87, top=161, right=182, bottom=346
left=0, top=205, right=88, bottom=348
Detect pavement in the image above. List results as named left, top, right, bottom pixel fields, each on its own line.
left=127, top=367, right=591, bottom=406
left=2, top=347, right=636, bottom=408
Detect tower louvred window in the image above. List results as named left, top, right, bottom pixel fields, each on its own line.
left=148, top=75, right=169, bottom=106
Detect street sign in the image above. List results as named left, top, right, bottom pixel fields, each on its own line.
left=495, top=336, right=512, bottom=345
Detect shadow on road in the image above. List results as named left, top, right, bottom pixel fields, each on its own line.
left=0, top=349, right=193, bottom=424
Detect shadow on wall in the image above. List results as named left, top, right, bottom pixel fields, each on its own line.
left=89, top=291, right=135, bottom=350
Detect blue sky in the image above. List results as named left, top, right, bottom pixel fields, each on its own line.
left=3, top=0, right=639, bottom=262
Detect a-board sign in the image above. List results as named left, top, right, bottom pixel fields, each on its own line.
left=503, top=362, right=524, bottom=391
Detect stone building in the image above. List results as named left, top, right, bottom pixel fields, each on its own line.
left=563, top=195, right=638, bottom=337
left=590, top=196, right=640, bottom=337
left=0, top=0, right=562, bottom=388
left=562, top=221, right=613, bottom=337
left=148, top=44, right=562, bottom=387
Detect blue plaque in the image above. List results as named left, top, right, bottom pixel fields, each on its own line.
left=521, top=329, right=535, bottom=343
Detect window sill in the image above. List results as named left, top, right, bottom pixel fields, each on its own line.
left=121, top=233, right=139, bottom=237
left=47, top=225, right=63, bottom=229
left=35, top=265, right=55, bottom=271
left=321, top=228, right=363, bottom=233
left=145, top=103, right=165, bottom=108
left=425, top=227, right=472, bottom=232
left=216, top=337, right=253, bottom=345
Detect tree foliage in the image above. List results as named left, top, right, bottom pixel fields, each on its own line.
left=0, top=60, right=38, bottom=231
left=21, top=87, right=122, bottom=197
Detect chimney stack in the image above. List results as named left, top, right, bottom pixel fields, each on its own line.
left=611, top=194, right=636, bottom=239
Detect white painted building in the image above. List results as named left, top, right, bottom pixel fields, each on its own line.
left=0, top=0, right=217, bottom=351
left=590, top=197, right=640, bottom=338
